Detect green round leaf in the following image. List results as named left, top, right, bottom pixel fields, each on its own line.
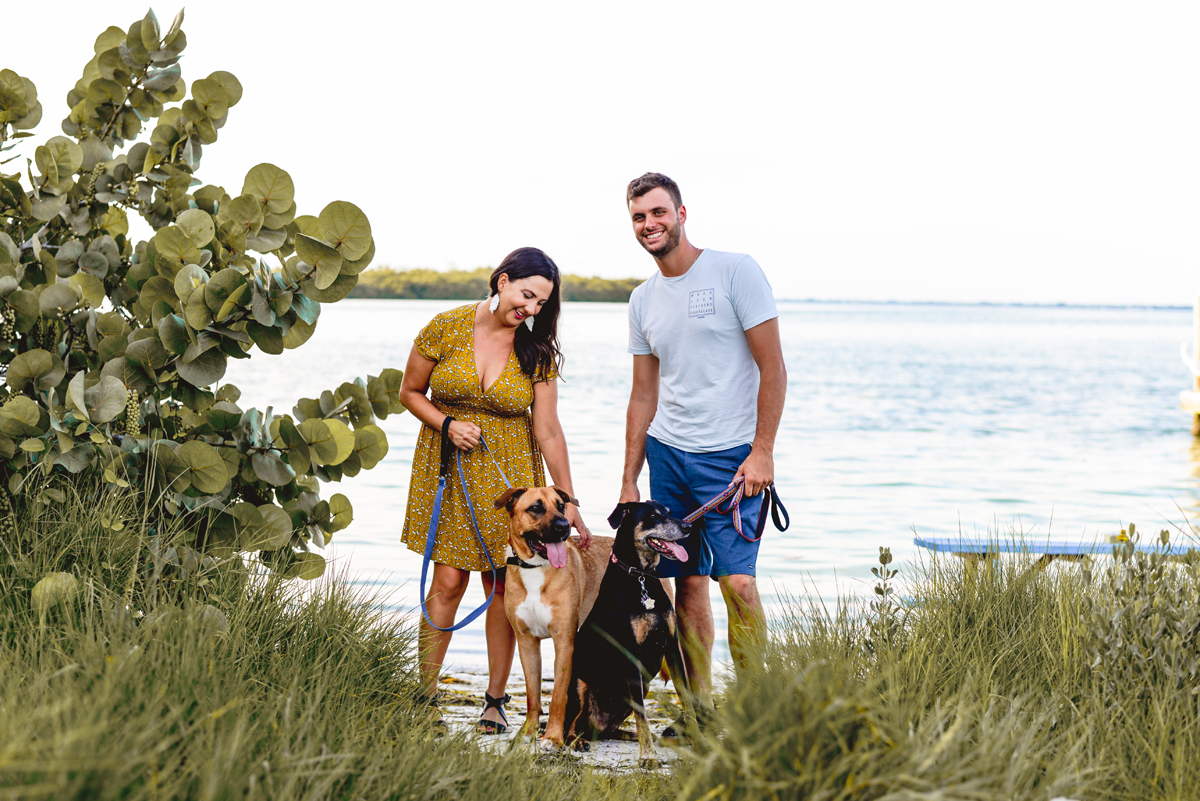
left=301, top=272, right=358, bottom=303
left=190, top=78, right=229, bottom=119
left=297, top=418, right=338, bottom=465
left=285, top=552, right=325, bottom=581
left=185, top=286, right=214, bottom=330
left=251, top=450, right=295, bottom=487
left=206, top=71, right=242, bottom=107
left=85, top=376, right=128, bottom=424
left=177, top=346, right=228, bottom=388
left=242, top=164, right=294, bottom=215
left=353, top=425, right=389, bottom=470
left=69, top=273, right=105, bottom=308
left=176, top=440, right=228, bottom=494
left=294, top=234, right=342, bottom=290
left=318, top=201, right=371, bottom=261
left=175, top=209, right=215, bottom=248
left=246, top=321, right=284, bottom=355
left=125, top=336, right=171, bottom=370
left=39, top=283, right=79, bottom=316
left=224, top=195, right=264, bottom=238
left=327, top=493, right=353, bottom=532
left=151, top=441, right=191, bottom=493
left=247, top=503, right=292, bottom=551
left=340, top=237, right=375, bottom=276
left=31, top=572, right=78, bottom=616
left=154, top=225, right=202, bottom=265
left=282, top=318, right=316, bottom=350
left=8, top=349, right=65, bottom=392
left=158, top=314, right=191, bottom=355
left=0, top=396, right=50, bottom=437
left=322, top=419, right=355, bottom=466
left=174, top=264, right=208, bottom=306
left=204, top=269, right=248, bottom=314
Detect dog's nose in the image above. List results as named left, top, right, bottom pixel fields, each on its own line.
left=679, top=521, right=692, bottom=535
left=551, top=517, right=570, bottom=537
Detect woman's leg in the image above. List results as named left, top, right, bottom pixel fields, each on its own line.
left=480, top=569, right=515, bottom=727
left=419, top=563, right=471, bottom=696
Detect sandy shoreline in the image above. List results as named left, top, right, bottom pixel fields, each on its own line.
left=437, top=669, right=683, bottom=771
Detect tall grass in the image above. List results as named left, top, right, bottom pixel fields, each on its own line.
left=5, top=475, right=1197, bottom=800
left=678, top=539, right=1200, bottom=801
left=0, top=477, right=668, bottom=799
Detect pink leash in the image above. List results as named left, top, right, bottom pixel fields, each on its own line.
left=682, top=476, right=790, bottom=543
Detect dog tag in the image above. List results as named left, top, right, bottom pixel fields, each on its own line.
left=642, top=596, right=655, bottom=610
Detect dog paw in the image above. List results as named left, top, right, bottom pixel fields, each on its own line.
left=571, top=738, right=591, bottom=752
left=537, top=737, right=562, bottom=753
left=639, top=756, right=660, bottom=770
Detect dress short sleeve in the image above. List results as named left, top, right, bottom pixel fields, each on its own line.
left=537, top=360, right=558, bottom=384
left=414, top=311, right=448, bottom=361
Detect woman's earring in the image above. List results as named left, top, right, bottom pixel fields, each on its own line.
left=525, top=316, right=535, bottom=331
left=488, top=294, right=500, bottom=314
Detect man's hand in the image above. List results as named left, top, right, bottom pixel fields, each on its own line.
left=734, top=448, right=774, bottom=497
left=618, top=482, right=641, bottom=504
left=567, top=504, right=592, bottom=548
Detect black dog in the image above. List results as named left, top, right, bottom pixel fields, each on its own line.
left=563, top=500, right=691, bottom=765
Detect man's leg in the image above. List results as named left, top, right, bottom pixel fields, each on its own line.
left=675, top=574, right=715, bottom=708
left=718, top=573, right=765, bottom=676
left=646, top=435, right=713, bottom=732
left=692, top=443, right=764, bottom=679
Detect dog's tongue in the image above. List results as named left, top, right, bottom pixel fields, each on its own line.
left=662, top=541, right=688, bottom=562
left=546, top=540, right=567, bottom=569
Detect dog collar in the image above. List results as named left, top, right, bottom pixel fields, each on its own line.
left=610, top=553, right=657, bottom=610
left=507, top=555, right=545, bottom=569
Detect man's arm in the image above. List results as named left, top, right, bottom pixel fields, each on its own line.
left=735, top=318, right=787, bottom=496
left=619, top=354, right=660, bottom=503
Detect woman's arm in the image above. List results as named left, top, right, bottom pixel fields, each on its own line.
left=531, top=378, right=592, bottom=545
left=398, top=345, right=480, bottom=451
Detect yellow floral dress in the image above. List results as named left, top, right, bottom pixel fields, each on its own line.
left=401, top=303, right=555, bottom=571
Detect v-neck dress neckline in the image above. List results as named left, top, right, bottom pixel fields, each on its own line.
left=401, top=303, right=558, bottom=571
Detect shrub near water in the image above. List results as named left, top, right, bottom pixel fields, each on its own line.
left=0, top=8, right=404, bottom=589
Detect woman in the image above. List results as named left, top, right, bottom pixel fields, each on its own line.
left=399, top=247, right=591, bottom=734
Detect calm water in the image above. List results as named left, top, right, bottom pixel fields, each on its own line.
left=226, top=299, right=1200, bottom=673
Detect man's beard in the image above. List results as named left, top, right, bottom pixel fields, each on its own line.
left=641, top=221, right=682, bottom=258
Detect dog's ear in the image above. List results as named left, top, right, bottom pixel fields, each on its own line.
left=494, top=487, right=527, bottom=511
left=607, top=502, right=633, bottom=530
left=551, top=486, right=579, bottom=507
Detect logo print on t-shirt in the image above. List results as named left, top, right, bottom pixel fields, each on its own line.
left=689, top=289, right=715, bottom=319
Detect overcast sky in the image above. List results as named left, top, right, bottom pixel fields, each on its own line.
left=10, top=2, right=1200, bottom=305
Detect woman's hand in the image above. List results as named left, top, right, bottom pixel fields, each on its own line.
left=446, top=420, right=481, bottom=451
left=567, top=503, right=592, bottom=548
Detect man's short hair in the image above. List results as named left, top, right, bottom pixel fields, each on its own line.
left=626, top=172, right=682, bottom=209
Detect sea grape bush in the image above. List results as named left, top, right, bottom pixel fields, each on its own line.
left=0, top=9, right=404, bottom=580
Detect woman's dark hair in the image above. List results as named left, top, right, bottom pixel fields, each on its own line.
left=490, top=247, right=564, bottom=380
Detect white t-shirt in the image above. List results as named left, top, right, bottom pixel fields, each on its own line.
left=627, top=249, right=779, bottom=453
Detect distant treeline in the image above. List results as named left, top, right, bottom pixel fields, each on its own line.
left=348, top=267, right=643, bottom=303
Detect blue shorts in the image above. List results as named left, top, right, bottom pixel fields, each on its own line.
left=646, top=435, right=760, bottom=579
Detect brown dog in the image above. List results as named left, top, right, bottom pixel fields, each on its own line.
left=495, top=486, right=613, bottom=750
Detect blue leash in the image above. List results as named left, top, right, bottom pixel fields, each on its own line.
left=419, top=416, right=512, bottom=632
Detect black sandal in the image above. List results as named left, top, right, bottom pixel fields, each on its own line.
left=477, top=692, right=511, bottom=735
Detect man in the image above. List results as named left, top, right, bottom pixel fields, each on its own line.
left=618, top=172, right=787, bottom=730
